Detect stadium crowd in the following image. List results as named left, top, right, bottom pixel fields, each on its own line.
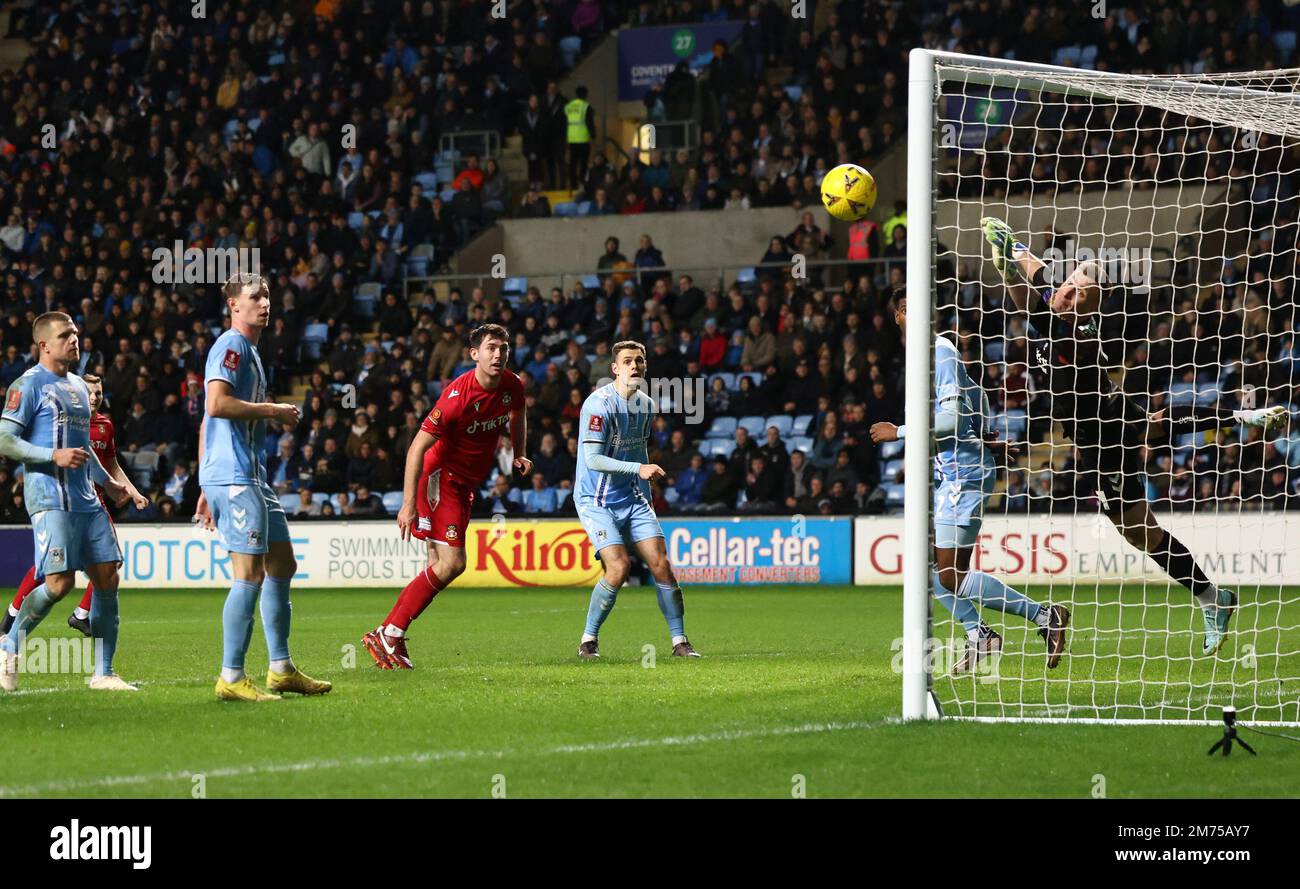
left=2, top=0, right=1300, bottom=523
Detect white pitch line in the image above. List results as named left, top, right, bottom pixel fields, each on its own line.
left=0, top=720, right=879, bottom=797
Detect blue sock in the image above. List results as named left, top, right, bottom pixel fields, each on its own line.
left=1, top=584, right=56, bottom=653
left=584, top=579, right=620, bottom=637
left=654, top=582, right=685, bottom=638
left=933, top=571, right=981, bottom=638
left=260, top=575, right=293, bottom=662
left=222, top=580, right=261, bottom=671
left=89, top=584, right=119, bottom=676
left=959, top=571, right=1044, bottom=623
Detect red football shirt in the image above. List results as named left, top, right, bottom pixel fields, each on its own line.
left=420, top=368, right=524, bottom=484
left=89, top=412, right=117, bottom=505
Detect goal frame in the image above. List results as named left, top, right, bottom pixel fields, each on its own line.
left=902, top=48, right=1300, bottom=726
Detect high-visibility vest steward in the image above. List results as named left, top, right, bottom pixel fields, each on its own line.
left=847, top=219, right=879, bottom=260
left=565, top=98, right=591, bottom=144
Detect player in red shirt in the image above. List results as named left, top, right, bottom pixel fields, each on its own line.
left=1, top=374, right=148, bottom=638
left=363, top=323, right=531, bottom=669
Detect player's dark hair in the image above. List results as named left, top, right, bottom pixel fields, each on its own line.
left=222, top=272, right=269, bottom=303
left=32, top=311, right=73, bottom=345
left=82, top=373, right=102, bottom=386
left=612, top=340, right=646, bottom=361
left=470, top=323, right=510, bottom=350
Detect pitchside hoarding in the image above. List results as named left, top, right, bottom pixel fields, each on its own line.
left=0, top=516, right=850, bottom=588
left=853, top=514, right=1300, bottom=585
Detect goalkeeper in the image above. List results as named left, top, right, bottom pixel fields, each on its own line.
left=980, top=217, right=1289, bottom=656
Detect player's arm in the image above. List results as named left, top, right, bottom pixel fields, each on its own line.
left=103, top=450, right=148, bottom=509
left=579, top=399, right=663, bottom=481
left=84, top=443, right=129, bottom=504
left=193, top=415, right=215, bottom=530
left=510, top=402, right=532, bottom=477
left=397, top=428, right=438, bottom=541
left=205, top=379, right=300, bottom=425
left=0, top=419, right=87, bottom=468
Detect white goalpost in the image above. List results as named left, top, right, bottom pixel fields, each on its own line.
left=904, top=49, right=1300, bottom=726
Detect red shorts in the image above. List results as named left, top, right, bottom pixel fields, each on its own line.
left=413, top=468, right=475, bottom=547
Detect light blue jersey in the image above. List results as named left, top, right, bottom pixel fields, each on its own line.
left=933, top=335, right=997, bottom=544
left=575, top=383, right=655, bottom=508
left=933, top=334, right=995, bottom=484
left=2, top=365, right=99, bottom=515
left=200, top=329, right=268, bottom=486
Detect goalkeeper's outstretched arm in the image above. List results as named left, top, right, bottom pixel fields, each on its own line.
left=980, top=216, right=1100, bottom=324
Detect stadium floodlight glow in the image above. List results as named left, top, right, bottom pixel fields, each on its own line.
left=904, top=48, right=1300, bottom=726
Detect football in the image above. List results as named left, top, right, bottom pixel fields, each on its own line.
left=820, top=163, right=877, bottom=222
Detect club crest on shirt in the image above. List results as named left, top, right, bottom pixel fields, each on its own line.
left=430, top=408, right=442, bottom=427
left=588, top=415, right=603, bottom=432
left=445, top=524, right=459, bottom=540
left=223, top=349, right=241, bottom=371
left=246, top=529, right=263, bottom=547
left=4, top=387, right=19, bottom=412
left=58, top=383, right=81, bottom=408
left=502, top=393, right=511, bottom=405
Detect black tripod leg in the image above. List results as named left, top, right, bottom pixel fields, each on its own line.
left=1235, top=736, right=1257, bottom=756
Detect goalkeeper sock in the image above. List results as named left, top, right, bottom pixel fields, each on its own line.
left=260, top=575, right=293, bottom=663
left=221, top=579, right=261, bottom=676
left=88, top=583, right=119, bottom=677
left=1147, top=530, right=1217, bottom=603
left=584, top=578, right=620, bottom=637
left=1, top=583, right=57, bottom=654
left=958, top=571, right=1044, bottom=623
left=933, top=571, right=981, bottom=641
left=654, top=582, right=686, bottom=638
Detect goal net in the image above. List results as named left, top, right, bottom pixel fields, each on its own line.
left=903, top=50, right=1300, bottom=725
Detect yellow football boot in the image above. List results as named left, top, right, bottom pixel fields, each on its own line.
left=215, top=676, right=282, bottom=701
left=266, top=667, right=332, bottom=695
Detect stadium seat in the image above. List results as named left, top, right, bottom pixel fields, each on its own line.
left=381, top=492, right=404, bottom=514
left=1169, top=380, right=1197, bottom=405
left=1079, top=44, right=1098, bottom=67
left=575, top=201, right=593, bottom=216
left=738, top=415, right=766, bottom=438
left=553, top=202, right=578, bottom=217
left=881, top=459, right=905, bottom=483
left=884, top=483, right=906, bottom=508
left=279, top=494, right=298, bottom=513
left=878, top=439, right=904, bottom=461
left=663, top=486, right=680, bottom=505
left=1276, top=31, right=1298, bottom=64
left=501, top=277, right=527, bottom=301
left=353, top=283, right=381, bottom=319
left=267, top=51, right=286, bottom=67
left=789, top=436, right=814, bottom=455
left=1053, top=44, right=1082, bottom=67
left=435, top=162, right=455, bottom=183
left=413, top=171, right=439, bottom=192
left=765, top=415, right=793, bottom=437
left=559, top=35, right=583, bottom=69
left=736, top=371, right=763, bottom=388
left=706, top=438, right=737, bottom=458
left=312, top=493, right=330, bottom=507
left=301, top=322, right=329, bottom=360
left=708, top=372, right=735, bottom=391
left=347, top=212, right=366, bottom=230
left=556, top=488, right=572, bottom=509
left=439, top=188, right=455, bottom=203
left=706, top=416, right=737, bottom=439
left=580, top=274, right=600, bottom=290
left=783, top=84, right=803, bottom=102
left=222, top=119, right=240, bottom=146
left=793, top=413, right=814, bottom=435
left=1004, top=409, right=1028, bottom=441
left=405, top=242, right=435, bottom=277
left=735, top=267, right=757, bottom=288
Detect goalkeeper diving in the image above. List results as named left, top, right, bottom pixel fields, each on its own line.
left=980, top=216, right=1289, bottom=655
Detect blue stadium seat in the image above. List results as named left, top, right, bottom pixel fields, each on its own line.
left=311, top=493, right=330, bottom=506
left=556, top=488, right=572, bottom=509
left=435, top=163, right=455, bottom=183
left=706, top=416, right=737, bottom=439
left=553, top=202, right=578, bottom=217
left=708, top=372, right=735, bottom=391
left=789, top=436, right=814, bottom=455
left=267, top=51, right=286, bottom=67
left=575, top=201, right=593, bottom=216
left=738, top=415, right=766, bottom=438
left=1052, top=45, right=1082, bottom=67
left=439, top=188, right=455, bottom=203
left=765, top=415, right=793, bottom=437
left=735, top=267, right=756, bottom=287
left=405, top=243, right=435, bottom=278
left=413, top=171, right=439, bottom=192
left=878, top=439, right=904, bottom=461
left=1169, top=380, right=1196, bottom=405
left=1079, top=44, right=1098, bottom=67
left=736, top=371, right=763, bottom=388
left=724, top=343, right=743, bottom=367
left=706, top=438, right=737, bottom=458
left=347, top=212, right=366, bottom=229
left=884, top=483, right=906, bottom=508
left=1004, top=409, right=1028, bottom=442
left=793, top=413, right=814, bottom=435
left=580, top=274, right=600, bottom=290
left=559, top=35, right=583, bottom=69
left=301, top=322, right=329, bottom=360
left=278, top=494, right=298, bottom=513
left=381, top=492, right=404, bottom=514
left=881, top=459, right=905, bottom=483
left=783, top=84, right=803, bottom=102
left=663, top=486, right=680, bottom=505
left=501, top=277, right=527, bottom=301
left=1276, top=31, right=1298, bottom=64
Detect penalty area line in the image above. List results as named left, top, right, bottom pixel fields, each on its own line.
left=0, top=720, right=880, bottom=797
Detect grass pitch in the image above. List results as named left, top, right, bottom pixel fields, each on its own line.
left=1, top=584, right=1298, bottom=798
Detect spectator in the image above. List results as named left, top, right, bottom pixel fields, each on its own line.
left=163, top=463, right=190, bottom=505
left=522, top=472, right=559, bottom=514
left=700, top=454, right=740, bottom=511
